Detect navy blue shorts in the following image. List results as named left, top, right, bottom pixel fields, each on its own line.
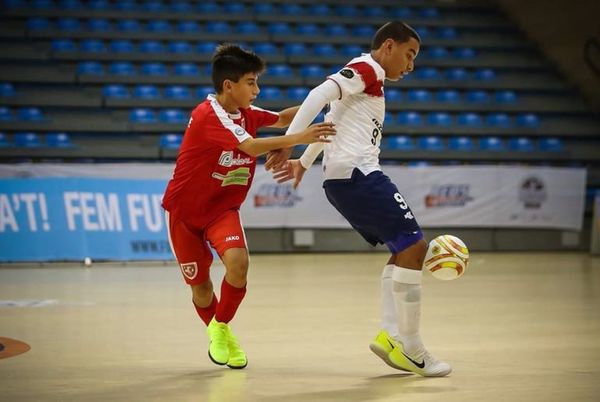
left=323, top=169, right=423, bottom=254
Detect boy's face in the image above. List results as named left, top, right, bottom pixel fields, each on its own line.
left=225, top=72, right=260, bottom=109
left=385, top=37, right=420, bottom=81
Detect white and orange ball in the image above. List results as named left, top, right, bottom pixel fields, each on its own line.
left=423, top=235, right=469, bottom=280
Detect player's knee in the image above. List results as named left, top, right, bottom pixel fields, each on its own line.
left=392, top=239, right=428, bottom=269
left=191, top=280, right=214, bottom=305
left=223, top=250, right=249, bottom=285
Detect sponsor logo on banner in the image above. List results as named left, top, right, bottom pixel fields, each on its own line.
left=254, top=183, right=302, bottom=207
left=180, top=262, right=198, bottom=280
left=424, top=184, right=473, bottom=208
left=519, top=176, right=546, bottom=209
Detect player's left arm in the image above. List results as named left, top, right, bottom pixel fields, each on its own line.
left=268, top=106, right=300, bottom=128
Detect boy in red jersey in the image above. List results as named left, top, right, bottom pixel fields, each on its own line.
left=162, top=44, right=335, bottom=369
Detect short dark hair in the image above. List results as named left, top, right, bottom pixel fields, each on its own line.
left=371, top=21, right=421, bottom=50
left=211, top=43, right=266, bottom=93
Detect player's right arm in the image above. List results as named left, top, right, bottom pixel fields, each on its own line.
left=236, top=122, right=336, bottom=157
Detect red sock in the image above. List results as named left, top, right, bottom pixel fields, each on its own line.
left=193, top=293, right=218, bottom=326
left=215, top=279, right=247, bottom=323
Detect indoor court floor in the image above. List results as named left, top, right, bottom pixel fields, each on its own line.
left=1, top=252, right=599, bottom=402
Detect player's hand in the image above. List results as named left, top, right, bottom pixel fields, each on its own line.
left=265, top=147, right=293, bottom=171
left=300, top=122, right=336, bottom=144
left=272, top=159, right=306, bottom=190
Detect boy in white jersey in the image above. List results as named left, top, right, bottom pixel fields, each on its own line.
left=267, top=21, right=451, bottom=377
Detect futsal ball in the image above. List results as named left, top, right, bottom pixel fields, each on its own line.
left=423, top=235, right=469, bottom=280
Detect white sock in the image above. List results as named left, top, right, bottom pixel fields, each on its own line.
left=380, top=264, right=398, bottom=339
left=392, top=266, right=424, bottom=355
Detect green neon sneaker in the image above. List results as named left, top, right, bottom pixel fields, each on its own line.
left=226, top=328, right=248, bottom=369
left=207, top=318, right=229, bottom=365
left=388, top=340, right=452, bottom=377
left=369, top=330, right=410, bottom=371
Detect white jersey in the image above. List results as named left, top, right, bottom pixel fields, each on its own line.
left=323, top=53, right=386, bottom=180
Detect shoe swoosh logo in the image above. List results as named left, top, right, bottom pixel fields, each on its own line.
left=402, top=352, right=425, bottom=369
left=387, top=340, right=396, bottom=349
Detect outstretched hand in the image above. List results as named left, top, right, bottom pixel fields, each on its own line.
left=265, top=148, right=293, bottom=171
left=301, top=122, right=336, bottom=144
left=272, top=159, right=306, bottom=190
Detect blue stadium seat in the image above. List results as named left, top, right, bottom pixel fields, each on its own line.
left=446, top=67, right=469, bottom=81
left=58, top=0, right=82, bottom=9
left=353, top=25, right=375, bottom=37
left=283, top=43, right=305, bottom=56
left=159, top=133, right=182, bottom=149
left=408, top=89, right=432, bottom=102
left=0, top=107, right=13, bottom=121
left=165, top=86, right=191, bottom=100
left=516, top=113, right=540, bottom=128
left=475, top=68, right=496, bottom=81
left=143, top=1, right=164, bottom=12
left=115, top=1, right=137, bottom=11
left=398, top=111, right=423, bottom=126
left=539, top=137, right=563, bottom=152
left=27, top=17, right=51, bottom=31
left=87, top=0, right=109, bottom=10
left=32, top=0, right=55, bottom=9
left=448, top=136, right=473, bottom=151
left=341, top=44, right=364, bottom=57
left=268, top=22, right=291, bottom=35
left=335, top=4, right=358, bottom=17
left=18, top=107, right=44, bottom=121
left=141, top=62, right=167, bottom=76
left=47, top=132, right=73, bottom=147
left=174, top=63, right=199, bottom=76
left=139, top=40, right=165, bottom=54
left=133, top=85, right=160, bottom=99
left=102, top=84, right=129, bottom=98
left=419, top=136, right=444, bottom=151
left=437, top=27, right=457, bottom=39
left=281, top=4, right=304, bottom=15
left=508, top=137, right=535, bottom=152
left=170, top=1, right=192, bottom=12
left=487, top=113, right=512, bottom=127
left=260, top=87, right=282, bottom=101
left=420, top=7, right=440, bottom=18
left=457, top=112, right=483, bottom=127
left=436, top=89, right=460, bottom=103
left=268, top=64, right=292, bottom=77
left=117, top=19, right=141, bottom=32
left=109, top=62, right=135, bottom=75
left=427, top=46, right=449, bottom=59
left=466, top=90, right=489, bottom=103
left=236, top=21, right=260, bottom=34
left=253, top=42, right=278, bottom=55
left=479, top=136, right=504, bottom=151
left=198, top=2, right=220, bottom=13
left=130, top=108, right=156, bottom=123
left=57, top=17, right=80, bottom=31
left=160, top=109, right=187, bottom=124
left=365, top=6, right=385, bottom=17
left=78, top=61, right=104, bottom=75
left=287, top=87, right=310, bottom=101
left=415, top=67, right=440, bottom=80
left=197, top=42, right=218, bottom=54
left=0, top=83, right=16, bottom=97
left=0, top=132, right=9, bottom=147
left=15, top=132, right=42, bottom=147
left=495, top=90, right=518, bottom=104
left=415, top=26, right=430, bottom=39
left=454, top=47, right=477, bottom=59
left=297, top=23, right=321, bottom=36
left=87, top=18, right=110, bottom=31
left=387, top=136, right=414, bottom=151
left=224, top=2, right=245, bottom=14
left=80, top=39, right=106, bottom=53
left=385, top=89, right=402, bottom=102
left=309, top=4, right=330, bottom=16
left=392, top=7, right=412, bottom=18
left=177, top=21, right=200, bottom=33
left=427, top=112, right=452, bottom=126
left=110, top=40, right=134, bottom=53
left=254, top=3, right=276, bottom=15
left=169, top=41, right=192, bottom=54
left=301, top=65, right=324, bottom=78
left=52, top=39, right=76, bottom=52
left=205, top=21, right=230, bottom=34
left=324, top=24, right=348, bottom=37
left=197, top=86, right=213, bottom=99
left=313, top=44, right=337, bottom=57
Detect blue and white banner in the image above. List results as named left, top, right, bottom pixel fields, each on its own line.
left=0, top=178, right=170, bottom=262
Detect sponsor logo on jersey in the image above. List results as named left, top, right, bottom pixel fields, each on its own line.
left=180, top=262, right=198, bottom=280
left=425, top=184, right=473, bottom=208
left=218, top=151, right=253, bottom=167
left=212, top=167, right=252, bottom=186
left=340, top=68, right=355, bottom=79
left=225, top=235, right=240, bottom=242
left=254, top=183, right=302, bottom=207
left=519, top=176, right=546, bottom=209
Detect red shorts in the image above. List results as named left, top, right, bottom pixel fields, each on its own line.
left=165, top=209, right=247, bottom=285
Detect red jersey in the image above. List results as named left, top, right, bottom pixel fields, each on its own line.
left=162, top=95, right=279, bottom=228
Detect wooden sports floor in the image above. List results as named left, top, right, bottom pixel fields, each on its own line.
left=1, top=252, right=599, bottom=402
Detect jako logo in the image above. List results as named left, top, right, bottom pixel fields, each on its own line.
left=225, top=235, right=240, bottom=242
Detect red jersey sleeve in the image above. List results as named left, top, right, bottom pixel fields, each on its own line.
left=197, top=103, right=253, bottom=151
left=329, top=61, right=383, bottom=98
left=247, top=105, right=280, bottom=128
